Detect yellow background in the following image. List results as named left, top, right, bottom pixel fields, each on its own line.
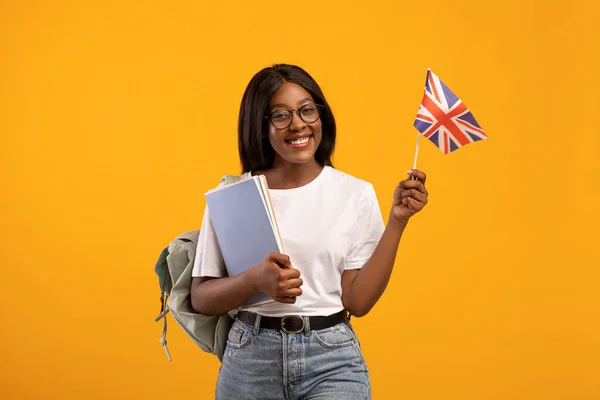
left=1, top=0, right=599, bottom=398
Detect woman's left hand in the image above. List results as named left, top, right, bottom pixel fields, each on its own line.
left=391, top=169, right=429, bottom=223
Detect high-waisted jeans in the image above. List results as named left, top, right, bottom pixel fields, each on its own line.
left=216, top=315, right=371, bottom=400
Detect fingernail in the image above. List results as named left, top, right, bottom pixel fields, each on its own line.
left=407, top=169, right=413, bottom=174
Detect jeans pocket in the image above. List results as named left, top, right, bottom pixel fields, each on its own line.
left=226, top=325, right=252, bottom=349
left=312, top=323, right=356, bottom=349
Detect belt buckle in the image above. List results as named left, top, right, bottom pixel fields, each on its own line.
left=281, top=315, right=304, bottom=334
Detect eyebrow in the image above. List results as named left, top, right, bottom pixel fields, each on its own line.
left=270, top=97, right=314, bottom=110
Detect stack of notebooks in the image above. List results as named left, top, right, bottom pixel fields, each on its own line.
left=205, top=175, right=282, bottom=306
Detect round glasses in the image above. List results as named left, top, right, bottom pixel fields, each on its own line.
left=265, top=104, right=323, bottom=130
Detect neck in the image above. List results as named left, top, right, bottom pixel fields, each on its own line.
left=265, top=159, right=324, bottom=189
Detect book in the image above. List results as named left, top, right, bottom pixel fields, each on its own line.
left=204, top=175, right=282, bottom=307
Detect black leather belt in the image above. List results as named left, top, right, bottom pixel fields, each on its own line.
left=237, top=310, right=348, bottom=334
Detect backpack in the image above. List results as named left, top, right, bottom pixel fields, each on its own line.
left=154, top=175, right=241, bottom=361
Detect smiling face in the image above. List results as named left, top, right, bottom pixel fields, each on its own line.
left=267, top=82, right=323, bottom=168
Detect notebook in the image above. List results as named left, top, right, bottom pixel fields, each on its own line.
left=204, top=175, right=283, bottom=307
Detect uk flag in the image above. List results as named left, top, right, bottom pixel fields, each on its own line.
left=414, top=69, right=487, bottom=154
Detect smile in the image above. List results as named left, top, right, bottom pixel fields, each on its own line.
left=285, top=135, right=313, bottom=149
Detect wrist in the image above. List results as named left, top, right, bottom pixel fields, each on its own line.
left=243, top=266, right=262, bottom=295
left=387, top=212, right=409, bottom=230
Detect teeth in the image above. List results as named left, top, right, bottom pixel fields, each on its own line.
left=289, top=136, right=310, bottom=145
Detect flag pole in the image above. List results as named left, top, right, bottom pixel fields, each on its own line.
left=412, top=131, right=421, bottom=171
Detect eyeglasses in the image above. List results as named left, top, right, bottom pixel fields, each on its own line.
left=265, top=104, right=323, bottom=130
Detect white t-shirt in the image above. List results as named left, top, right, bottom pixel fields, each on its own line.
left=191, top=166, right=385, bottom=317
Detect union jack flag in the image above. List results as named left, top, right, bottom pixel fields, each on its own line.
left=414, top=69, right=487, bottom=154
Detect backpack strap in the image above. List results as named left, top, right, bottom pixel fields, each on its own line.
left=155, top=292, right=172, bottom=361
left=220, top=174, right=242, bottom=185
left=154, top=245, right=172, bottom=360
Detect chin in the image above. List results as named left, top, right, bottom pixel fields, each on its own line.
left=290, top=156, right=316, bottom=165
left=288, top=146, right=320, bottom=163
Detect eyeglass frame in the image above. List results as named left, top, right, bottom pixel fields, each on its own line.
left=264, top=104, right=324, bottom=130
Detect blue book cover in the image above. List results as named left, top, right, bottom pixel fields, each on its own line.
left=205, top=177, right=281, bottom=306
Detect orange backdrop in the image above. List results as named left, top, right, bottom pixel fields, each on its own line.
left=1, top=0, right=599, bottom=399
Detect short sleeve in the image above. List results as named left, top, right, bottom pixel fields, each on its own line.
left=191, top=205, right=227, bottom=278
left=345, top=183, right=385, bottom=270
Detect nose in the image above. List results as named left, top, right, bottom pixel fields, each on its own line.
left=289, top=110, right=307, bottom=131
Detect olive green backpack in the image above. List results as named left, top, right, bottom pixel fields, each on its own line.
left=154, top=175, right=240, bottom=361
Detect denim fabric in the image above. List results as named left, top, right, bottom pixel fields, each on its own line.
left=216, top=316, right=371, bottom=400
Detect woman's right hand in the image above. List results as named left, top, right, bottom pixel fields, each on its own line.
left=250, top=252, right=303, bottom=304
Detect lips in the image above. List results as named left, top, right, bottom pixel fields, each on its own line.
left=285, top=134, right=313, bottom=149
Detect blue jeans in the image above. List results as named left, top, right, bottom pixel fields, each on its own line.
left=216, top=315, right=371, bottom=400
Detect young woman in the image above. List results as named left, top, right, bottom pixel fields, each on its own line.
left=191, top=64, right=428, bottom=399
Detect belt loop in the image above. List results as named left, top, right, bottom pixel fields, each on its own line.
left=252, top=313, right=261, bottom=335
left=303, top=316, right=311, bottom=336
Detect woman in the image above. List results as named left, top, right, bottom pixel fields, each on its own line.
left=191, top=64, right=428, bottom=399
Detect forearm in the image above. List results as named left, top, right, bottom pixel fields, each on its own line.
left=346, top=214, right=407, bottom=317
left=191, top=269, right=258, bottom=315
